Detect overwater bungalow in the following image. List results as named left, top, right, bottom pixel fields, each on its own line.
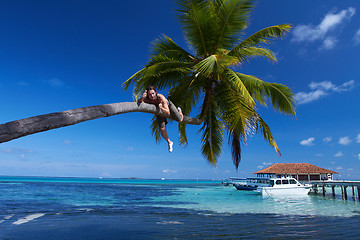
left=254, top=163, right=338, bottom=182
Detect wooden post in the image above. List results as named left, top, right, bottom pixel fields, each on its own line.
left=322, top=185, right=326, bottom=196
left=352, top=186, right=356, bottom=199
left=313, top=184, right=318, bottom=193
left=357, top=187, right=360, bottom=201
left=331, top=186, right=335, bottom=197
left=343, top=186, right=348, bottom=200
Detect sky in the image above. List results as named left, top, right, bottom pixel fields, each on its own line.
left=0, top=0, right=359, bottom=180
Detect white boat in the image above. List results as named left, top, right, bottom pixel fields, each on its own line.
left=254, top=177, right=312, bottom=196
left=234, top=178, right=270, bottom=191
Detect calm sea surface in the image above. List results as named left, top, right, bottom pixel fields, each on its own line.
left=1, top=176, right=360, bottom=239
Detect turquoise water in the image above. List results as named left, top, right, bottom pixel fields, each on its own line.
left=151, top=183, right=360, bottom=217
left=1, top=176, right=360, bottom=239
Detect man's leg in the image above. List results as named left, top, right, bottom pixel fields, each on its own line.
left=168, top=100, right=183, bottom=122
left=157, top=116, right=173, bottom=152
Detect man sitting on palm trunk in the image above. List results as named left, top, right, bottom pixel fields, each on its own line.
left=138, top=86, right=183, bottom=152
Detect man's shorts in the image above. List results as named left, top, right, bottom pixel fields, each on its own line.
left=156, top=100, right=182, bottom=128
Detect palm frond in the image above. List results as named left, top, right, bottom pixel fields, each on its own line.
left=194, top=55, right=219, bottom=77
left=214, top=0, right=253, bottom=50
left=122, top=68, right=146, bottom=91
left=178, top=122, right=188, bottom=146
left=214, top=80, right=256, bottom=168
left=253, top=113, right=281, bottom=156
left=236, top=73, right=296, bottom=116
left=229, top=47, right=277, bottom=64
left=265, top=83, right=296, bottom=116
left=223, top=69, right=255, bottom=106
left=229, top=131, right=241, bottom=170
left=228, top=24, right=292, bottom=56
left=168, top=75, right=203, bottom=116
left=150, top=116, right=161, bottom=143
left=198, top=100, right=224, bottom=165
left=214, top=80, right=253, bottom=139
left=130, top=57, right=193, bottom=98
left=152, top=35, right=195, bottom=61
left=175, top=0, right=218, bottom=56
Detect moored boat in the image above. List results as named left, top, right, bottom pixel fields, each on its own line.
left=233, top=178, right=271, bottom=191
left=254, top=177, right=311, bottom=196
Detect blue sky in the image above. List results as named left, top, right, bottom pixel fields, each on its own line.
left=0, top=0, right=359, bottom=179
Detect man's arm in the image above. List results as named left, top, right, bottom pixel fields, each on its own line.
left=158, top=94, right=170, bottom=115
left=138, top=90, right=147, bottom=103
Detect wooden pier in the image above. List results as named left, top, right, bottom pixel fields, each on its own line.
left=310, top=180, right=360, bottom=200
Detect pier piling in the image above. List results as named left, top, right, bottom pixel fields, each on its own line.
left=310, top=180, right=360, bottom=201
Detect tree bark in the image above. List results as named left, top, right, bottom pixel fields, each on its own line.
left=0, top=102, right=204, bottom=144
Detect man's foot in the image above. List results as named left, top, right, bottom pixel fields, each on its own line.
left=168, top=141, right=173, bottom=153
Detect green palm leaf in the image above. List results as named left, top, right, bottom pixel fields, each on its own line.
left=230, top=47, right=277, bottom=63
left=229, top=131, right=242, bottom=169
left=178, top=122, right=188, bottom=146
left=228, top=24, right=292, bottom=56
left=150, top=116, right=161, bottom=143
left=214, top=0, right=252, bottom=50
left=152, top=35, right=195, bottom=61
left=175, top=0, right=218, bottom=56
left=223, top=69, right=255, bottom=106
left=253, top=113, right=281, bottom=155
left=198, top=100, right=224, bottom=165
left=236, top=73, right=296, bottom=116
left=194, top=55, right=219, bottom=77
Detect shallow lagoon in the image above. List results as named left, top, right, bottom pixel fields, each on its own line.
left=1, top=177, right=360, bottom=239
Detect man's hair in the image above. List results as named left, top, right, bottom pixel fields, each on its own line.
left=146, top=86, right=156, bottom=92
left=145, top=86, right=157, bottom=100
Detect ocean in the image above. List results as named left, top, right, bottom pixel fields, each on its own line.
left=1, top=176, right=360, bottom=239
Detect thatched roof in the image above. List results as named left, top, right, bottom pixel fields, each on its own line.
left=254, top=163, right=338, bottom=174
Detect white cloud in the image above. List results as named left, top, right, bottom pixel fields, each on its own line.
left=315, top=153, right=324, bottom=157
left=262, top=162, right=272, bottom=166
left=17, top=81, right=29, bottom=86
left=356, top=134, right=360, bottom=143
left=334, top=151, right=343, bottom=157
left=354, top=29, right=360, bottom=45
left=48, top=78, right=64, bottom=87
left=323, top=137, right=332, bottom=143
left=320, top=36, right=337, bottom=50
left=358, top=154, right=360, bottom=160
left=295, top=89, right=327, bottom=105
left=336, top=166, right=343, bottom=170
left=295, top=80, right=355, bottom=105
left=300, top=137, right=315, bottom=146
left=64, top=140, right=72, bottom=144
left=257, top=165, right=264, bottom=169
left=309, top=80, right=355, bottom=93
left=162, top=169, right=177, bottom=173
left=0, top=148, right=34, bottom=154
left=292, top=7, right=356, bottom=49
left=339, top=136, right=352, bottom=145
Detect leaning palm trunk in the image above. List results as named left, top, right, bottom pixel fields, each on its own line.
left=0, top=102, right=202, bottom=144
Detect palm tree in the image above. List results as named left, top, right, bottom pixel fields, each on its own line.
left=0, top=0, right=295, bottom=170
left=123, top=0, right=296, bottom=169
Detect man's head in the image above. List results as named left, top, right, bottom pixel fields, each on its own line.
left=146, top=86, right=157, bottom=101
